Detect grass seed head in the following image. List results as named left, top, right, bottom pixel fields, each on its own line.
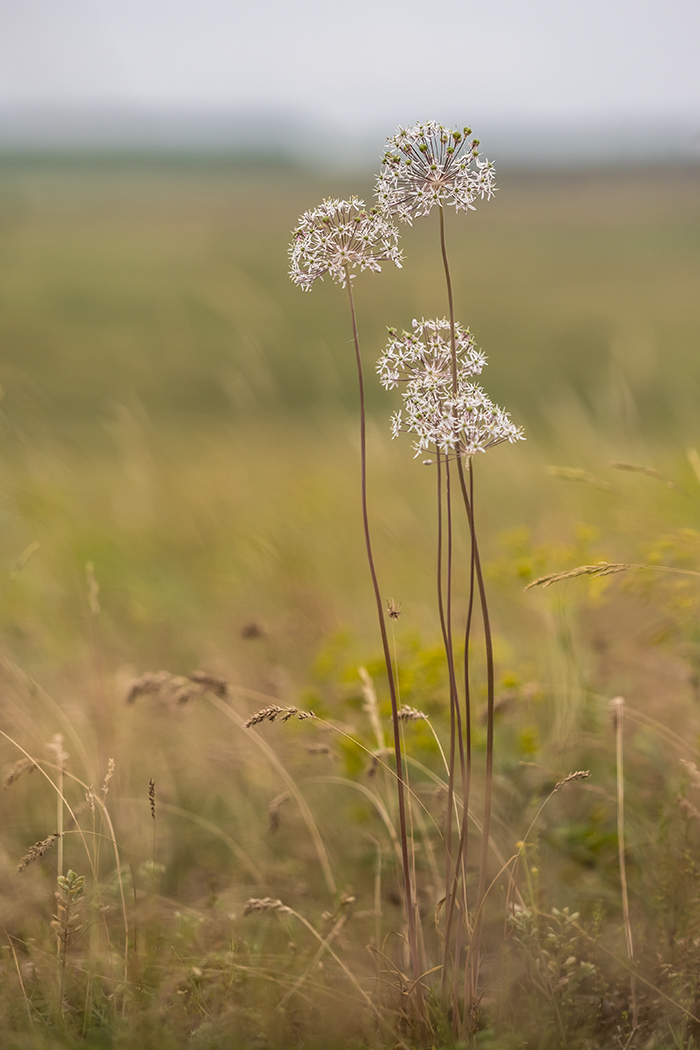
left=554, top=770, right=590, bottom=792
left=268, top=791, right=290, bottom=833
left=127, top=669, right=230, bottom=705
left=244, top=704, right=315, bottom=728
left=527, top=562, right=631, bottom=590
left=3, top=757, right=36, bottom=789
left=102, top=758, right=115, bottom=797
left=366, top=747, right=393, bottom=777
left=244, top=897, right=293, bottom=917
left=18, top=832, right=61, bottom=872
left=681, top=759, right=700, bottom=789
left=46, top=733, right=68, bottom=767
left=187, top=670, right=228, bottom=697
left=305, top=743, right=334, bottom=757
left=397, top=705, right=428, bottom=722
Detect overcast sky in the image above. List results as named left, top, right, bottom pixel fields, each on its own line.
left=0, top=0, right=698, bottom=128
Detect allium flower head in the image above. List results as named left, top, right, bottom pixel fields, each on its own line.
left=376, top=121, right=496, bottom=224
left=378, top=317, right=485, bottom=391
left=377, top=318, right=524, bottom=457
left=289, top=197, right=402, bottom=291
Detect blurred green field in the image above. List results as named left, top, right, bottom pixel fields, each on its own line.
left=0, top=157, right=697, bottom=674
left=1, top=158, right=698, bottom=438
left=0, top=156, right=699, bottom=1047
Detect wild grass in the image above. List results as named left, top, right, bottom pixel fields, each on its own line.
left=0, top=156, right=698, bottom=1047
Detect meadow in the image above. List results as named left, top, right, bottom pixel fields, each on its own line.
left=0, top=152, right=699, bottom=1048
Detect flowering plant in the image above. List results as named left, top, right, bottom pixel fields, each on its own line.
left=289, top=196, right=402, bottom=290
left=286, top=123, right=523, bottom=1020
left=376, top=121, right=496, bottom=223
left=378, top=319, right=523, bottom=457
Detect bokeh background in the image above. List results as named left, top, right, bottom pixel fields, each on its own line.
left=1, top=6, right=700, bottom=1041
left=0, top=0, right=699, bottom=977
left=0, top=0, right=698, bottom=677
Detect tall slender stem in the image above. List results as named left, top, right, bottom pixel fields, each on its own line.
left=439, top=205, right=493, bottom=1016
left=438, top=204, right=472, bottom=835
left=438, top=452, right=468, bottom=1004
left=612, top=696, right=638, bottom=1026
left=445, top=460, right=466, bottom=793
left=344, top=274, right=422, bottom=992
left=439, top=206, right=458, bottom=392
left=57, top=757, right=64, bottom=880
left=457, top=458, right=495, bottom=1005
left=436, top=454, right=454, bottom=901
left=462, top=464, right=475, bottom=873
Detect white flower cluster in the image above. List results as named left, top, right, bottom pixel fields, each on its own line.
left=289, top=197, right=402, bottom=291
left=377, top=319, right=524, bottom=457
left=378, top=317, right=486, bottom=390
left=376, top=121, right=496, bottom=223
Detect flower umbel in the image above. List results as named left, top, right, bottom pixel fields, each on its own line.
left=289, top=197, right=402, bottom=290
left=378, top=318, right=524, bottom=457
left=376, top=121, right=496, bottom=223
left=378, top=317, right=486, bottom=390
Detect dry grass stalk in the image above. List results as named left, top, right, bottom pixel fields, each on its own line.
left=46, top=734, right=67, bottom=878
left=3, top=757, right=36, bottom=789
left=528, top=561, right=700, bottom=590
left=188, top=670, right=228, bottom=697
left=277, top=895, right=357, bottom=1011
left=365, top=747, right=393, bottom=778
left=126, top=669, right=228, bottom=706
left=126, top=670, right=171, bottom=703
left=17, top=832, right=61, bottom=872
left=359, top=666, right=385, bottom=752
left=527, top=562, right=631, bottom=589
left=610, top=696, right=637, bottom=1025
left=305, top=743, right=334, bottom=757
left=268, top=791, right=290, bottom=833
left=547, top=466, right=618, bottom=492
left=554, top=770, right=590, bottom=792
left=678, top=795, right=700, bottom=821
left=545, top=468, right=617, bottom=491
left=244, top=897, right=293, bottom=916
left=102, top=758, right=115, bottom=797
left=398, top=705, right=428, bottom=722
left=244, top=704, right=315, bottom=727
left=85, top=561, right=101, bottom=616
left=46, top=734, right=69, bottom=767
left=681, top=759, right=700, bottom=789
left=611, top=461, right=689, bottom=495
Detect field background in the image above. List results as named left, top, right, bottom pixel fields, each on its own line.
left=0, top=155, right=699, bottom=1045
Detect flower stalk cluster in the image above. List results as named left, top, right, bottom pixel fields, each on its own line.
left=376, top=121, right=496, bottom=223
left=288, top=120, right=522, bottom=1029
left=289, top=197, right=402, bottom=290
left=378, top=318, right=523, bottom=457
